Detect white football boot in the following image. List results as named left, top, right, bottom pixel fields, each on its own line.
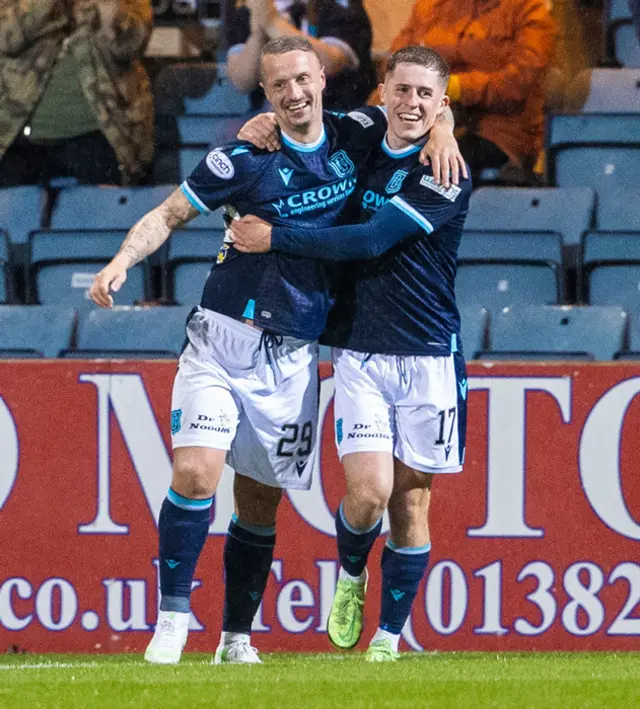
left=144, top=610, right=190, bottom=664
left=213, top=634, right=262, bottom=665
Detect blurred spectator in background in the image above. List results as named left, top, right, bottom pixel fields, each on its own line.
left=0, top=0, right=154, bottom=187
left=223, top=0, right=376, bottom=110
left=387, top=0, right=556, bottom=183
left=362, top=0, right=415, bottom=60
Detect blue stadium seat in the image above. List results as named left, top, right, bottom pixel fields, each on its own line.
left=456, top=264, right=559, bottom=316
left=614, top=23, right=640, bottom=67
left=166, top=229, right=224, bottom=303
left=552, top=147, right=640, bottom=210
left=0, top=232, right=11, bottom=303
left=0, top=305, right=76, bottom=357
left=29, top=231, right=148, bottom=309
left=155, top=63, right=251, bottom=117
left=596, top=190, right=640, bottom=230
left=563, top=69, right=640, bottom=112
left=547, top=70, right=640, bottom=199
left=179, top=147, right=205, bottom=181
left=583, top=232, right=640, bottom=317
left=50, top=186, right=175, bottom=230
left=184, top=80, right=251, bottom=116
left=154, top=115, right=247, bottom=183
left=481, top=305, right=628, bottom=361
left=606, top=0, right=632, bottom=23
left=176, top=115, right=246, bottom=146
left=618, top=312, right=640, bottom=358
left=72, top=306, right=192, bottom=358
left=458, top=230, right=564, bottom=312
left=0, top=186, right=46, bottom=246
left=458, top=305, right=489, bottom=359
left=465, top=187, right=595, bottom=248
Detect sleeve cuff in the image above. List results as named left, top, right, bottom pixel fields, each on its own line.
left=180, top=182, right=210, bottom=214
left=389, top=196, right=434, bottom=234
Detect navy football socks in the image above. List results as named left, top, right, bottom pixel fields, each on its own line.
left=158, top=488, right=212, bottom=613
left=222, top=515, right=276, bottom=633
left=335, top=501, right=382, bottom=577
left=379, top=541, right=431, bottom=634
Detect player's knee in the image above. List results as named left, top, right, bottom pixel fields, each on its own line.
left=172, top=458, right=217, bottom=498
left=388, top=489, right=429, bottom=528
left=346, top=484, right=390, bottom=525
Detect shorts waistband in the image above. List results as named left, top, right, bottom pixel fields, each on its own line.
left=199, top=307, right=314, bottom=349
left=198, top=307, right=264, bottom=342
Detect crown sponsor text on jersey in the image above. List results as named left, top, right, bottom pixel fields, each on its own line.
left=206, top=150, right=235, bottom=180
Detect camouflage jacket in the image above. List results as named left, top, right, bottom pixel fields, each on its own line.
left=0, top=0, right=154, bottom=182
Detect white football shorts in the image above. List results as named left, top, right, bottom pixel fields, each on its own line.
left=171, top=307, right=319, bottom=490
left=333, top=348, right=468, bottom=474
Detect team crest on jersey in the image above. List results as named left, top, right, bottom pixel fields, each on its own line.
left=171, top=409, right=182, bottom=434
left=328, top=150, right=355, bottom=178
left=385, top=169, right=409, bottom=195
left=217, top=243, right=230, bottom=264
left=206, top=150, right=235, bottom=180
left=420, top=174, right=461, bottom=201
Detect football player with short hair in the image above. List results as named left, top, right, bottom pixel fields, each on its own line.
left=90, top=37, right=461, bottom=665
left=232, top=45, right=471, bottom=662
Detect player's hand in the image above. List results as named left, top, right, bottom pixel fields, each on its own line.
left=420, top=125, right=468, bottom=189
left=89, top=261, right=128, bottom=309
left=237, top=112, right=280, bottom=152
left=230, top=215, right=273, bottom=253
left=247, top=0, right=269, bottom=35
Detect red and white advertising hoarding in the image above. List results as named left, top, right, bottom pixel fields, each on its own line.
left=1, top=361, right=640, bottom=653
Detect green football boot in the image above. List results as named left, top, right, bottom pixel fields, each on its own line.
left=365, top=638, right=400, bottom=663
left=327, top=575, right=367, bottom=649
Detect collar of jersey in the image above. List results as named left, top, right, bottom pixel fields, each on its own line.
left=381, top=133, right=424, bottom=159
left=281, top=126, right=327, bottom=153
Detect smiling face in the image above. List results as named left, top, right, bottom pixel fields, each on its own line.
left=379, top=62, right=449, bottom=150
left=261, top=49, right=326, bottom=142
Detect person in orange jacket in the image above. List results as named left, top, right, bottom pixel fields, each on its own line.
left=388, top=0, right=556, bottom=181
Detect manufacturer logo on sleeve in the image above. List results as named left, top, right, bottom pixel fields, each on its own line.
left=347, top=111, right=375, bottom=128
left=206, top=150, right=235, bottom=180
left=419, top=174, right=461, bottom=201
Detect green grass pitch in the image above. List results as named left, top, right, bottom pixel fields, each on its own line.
left=1, top=652, right=639, bottom=709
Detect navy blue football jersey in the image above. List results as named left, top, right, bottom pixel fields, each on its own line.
left=328, top=139, right=471, bottom=355
left=269, top=136, right=472, bottom=355
left=180, top=108, right=386, bottom=340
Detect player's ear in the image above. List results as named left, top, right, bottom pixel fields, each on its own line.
left=437, top=93, right=450, bottom=116
left=319, top=66, right=327, bottom=91
left=378, top=81, right=387, bottom=105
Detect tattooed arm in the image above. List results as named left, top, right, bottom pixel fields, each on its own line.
left=90, top=189, right=199, bottom=308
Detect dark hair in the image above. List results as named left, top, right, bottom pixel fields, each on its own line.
left=386, top=46, right=450, bottom=87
